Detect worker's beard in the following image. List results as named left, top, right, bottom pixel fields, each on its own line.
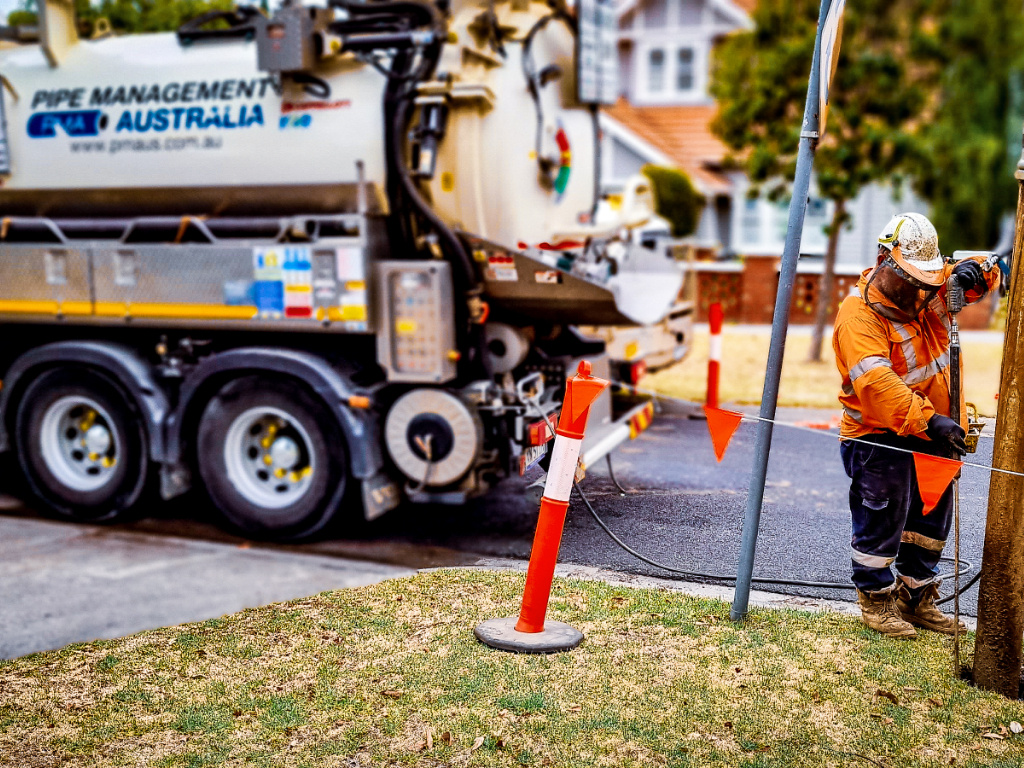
left=863, top=260, right=940, bottom=323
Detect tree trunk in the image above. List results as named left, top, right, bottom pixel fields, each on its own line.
left=807, top=198, right=846, bottom=363
left=973, top=181, right=1024, bottom=698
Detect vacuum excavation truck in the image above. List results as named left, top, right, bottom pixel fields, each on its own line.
left=0, top=0, right=681, bottom=539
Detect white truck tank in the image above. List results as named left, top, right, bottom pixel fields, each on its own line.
left=0, top=0, right=680, bottom=326
left=0, top=33, right=388, bottom=216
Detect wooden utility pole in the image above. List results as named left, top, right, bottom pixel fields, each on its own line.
left=973, top=134, right=1024, bottom=697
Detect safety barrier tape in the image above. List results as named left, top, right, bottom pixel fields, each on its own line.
left=616, top=382, right=1024, bottom=480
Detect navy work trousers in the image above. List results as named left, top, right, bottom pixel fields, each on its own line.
left=840, top=431, right=954, bottom=594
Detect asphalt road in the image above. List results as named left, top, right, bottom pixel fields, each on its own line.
left=561, top=411, right=992, bottom=612
left=0, top=407, right=996, bottom=657
left=0, top=514, right=415, bottom=659
left=380, top=409, right=993, bottom=614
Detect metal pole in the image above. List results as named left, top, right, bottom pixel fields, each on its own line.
left=730, top=0, right=832, bottom=622
left=947, top=291, right=962, bottom=677
left=972, top=134, right=1024, bottom=697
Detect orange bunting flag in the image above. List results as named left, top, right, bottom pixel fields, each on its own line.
left=703, top=406, right=744, bottom=463
left=912, top=452, right=963, bottom=515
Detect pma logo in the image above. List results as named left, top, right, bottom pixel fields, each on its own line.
left=27, top=110, right=106, bottom=138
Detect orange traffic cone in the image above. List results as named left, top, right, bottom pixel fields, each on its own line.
left=475, top=361, right=609, bottom=653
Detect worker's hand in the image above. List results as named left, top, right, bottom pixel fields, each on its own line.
left=926, top=414, right=967, bottom=456
left=952, top=259, right=985, bottom=293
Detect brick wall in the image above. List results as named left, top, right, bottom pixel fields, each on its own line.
left=738, top=255, right=777, bottom=324
left=690, top=259, right=996, bottom=330
left=695, top=270, right=742, bottom=321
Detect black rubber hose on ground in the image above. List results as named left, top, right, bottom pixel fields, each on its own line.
left=570, top=451, right=978, bottom=601
left=574, top=476, right=973, bottom=590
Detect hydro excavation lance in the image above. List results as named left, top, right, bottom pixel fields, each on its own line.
left=947, top=272, right=966, bottom=674
left=945, top=251, right=1000, bottom=670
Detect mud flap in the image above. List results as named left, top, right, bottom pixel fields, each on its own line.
left=362, top=471, right=401, bottom=521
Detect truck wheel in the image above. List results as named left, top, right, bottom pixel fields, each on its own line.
left=196, top=377, right=347, bottom=540
left=15, top=368, right=149, bottom=522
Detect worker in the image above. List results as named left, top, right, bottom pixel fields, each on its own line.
left=832, top=212, right=999, bottom=639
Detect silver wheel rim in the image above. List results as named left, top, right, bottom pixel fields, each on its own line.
left=39, top=396, right=121, bottom=493
left=223, top=406, right=316, bottom=510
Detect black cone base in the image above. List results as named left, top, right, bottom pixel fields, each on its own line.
left=474, top=617, right=583, bottom=654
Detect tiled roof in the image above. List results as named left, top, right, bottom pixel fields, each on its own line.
left=618, top=0, right=755, bottom=22
left=603, top=99, right=733, bottom=194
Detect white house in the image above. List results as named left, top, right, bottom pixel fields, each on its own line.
left=601, top=0, right=931, bottom=274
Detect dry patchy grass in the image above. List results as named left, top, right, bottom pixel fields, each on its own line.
left=646, top=329, right=1004, bottom=416
left=2, top=570, right=1024, bottom=767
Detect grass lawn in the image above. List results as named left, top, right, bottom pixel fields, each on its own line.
left=646, top=329, right=1004, bottom=417
left=3, top=570, right=1024, bottom=768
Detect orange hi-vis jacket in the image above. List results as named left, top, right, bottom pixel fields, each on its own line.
left=833, top=258, right=1000, bottom=441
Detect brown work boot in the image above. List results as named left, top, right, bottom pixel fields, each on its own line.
left=896, top=583, right=967, bottom=635
left=857, top=588, right=917, bottom=639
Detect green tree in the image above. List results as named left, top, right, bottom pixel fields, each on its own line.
left=907, top=0, right=1024, bottom=254
left=641, top=165, right=705, bottom=238
left=8, top=0, right=235, bottom=33
left=94, top=0, right=235, bottom=33
left=710, top=0, right=934, bottom=362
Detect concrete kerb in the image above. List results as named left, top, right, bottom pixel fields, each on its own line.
left=436, top=561, right=979, bottom=632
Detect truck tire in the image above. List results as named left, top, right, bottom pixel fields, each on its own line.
left=15, top=368, right=150, bottom=522
left=196, top=377, right=348, bottom=540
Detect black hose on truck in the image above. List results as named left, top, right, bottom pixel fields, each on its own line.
left=361, top=0, right=485, bottom=380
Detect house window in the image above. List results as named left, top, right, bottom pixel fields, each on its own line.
left=677, top=47, right=695, bottom=92
left=648, top=48, right=666, bottom=92
left=775, top=201, right=789, bottom=242
left=741, top=198, right=760, bottom=245
left=803, top=197, right=830, bottom=251
left=806, top=198, right=827, bottom=222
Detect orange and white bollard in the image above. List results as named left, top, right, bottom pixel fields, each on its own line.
left=475, top=361, right=609, bottom=653
left=706, top=302, right=723, bottom=408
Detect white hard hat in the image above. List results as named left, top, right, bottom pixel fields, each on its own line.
left=877, top=212, right=942, bottom=272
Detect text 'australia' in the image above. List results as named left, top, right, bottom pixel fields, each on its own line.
left=116, top=105, right=265, bottom=133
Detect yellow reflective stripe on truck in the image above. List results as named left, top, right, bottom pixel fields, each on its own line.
left=628, top=401, right=655, bottom=439
left=328, top=305, right=368, bottom=322
left=0, top=299, right=367, bottom=323
left=0, top=299, right=92, bottom=315
left=94, top=302, right=259, bottom=319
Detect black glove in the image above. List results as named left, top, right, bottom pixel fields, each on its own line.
left=951, top=259, right=985, bottom=293
left=926, top=414, right=967, bottom=456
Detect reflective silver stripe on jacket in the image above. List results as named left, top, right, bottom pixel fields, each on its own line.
left=901, top=351, right=950, bottom=386
left=844, top=406, right=863, bottom=423
left=898, top=572, right=940, bottom=589
left=850, top=355, right=892, bottom=382
left=901, top=530, right=945, bottom=552
left=930, top=295, right=950, bottom=331
left=851, top=548, right=895, bottom=568
left=890, top=322, right=918, bottom=372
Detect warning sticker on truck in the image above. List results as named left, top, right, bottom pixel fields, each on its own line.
left=485, top=253, right=518, bottom=282
left=253, top=246, right=312, bottom=319
left=250, top=246, right=367, bottom=329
